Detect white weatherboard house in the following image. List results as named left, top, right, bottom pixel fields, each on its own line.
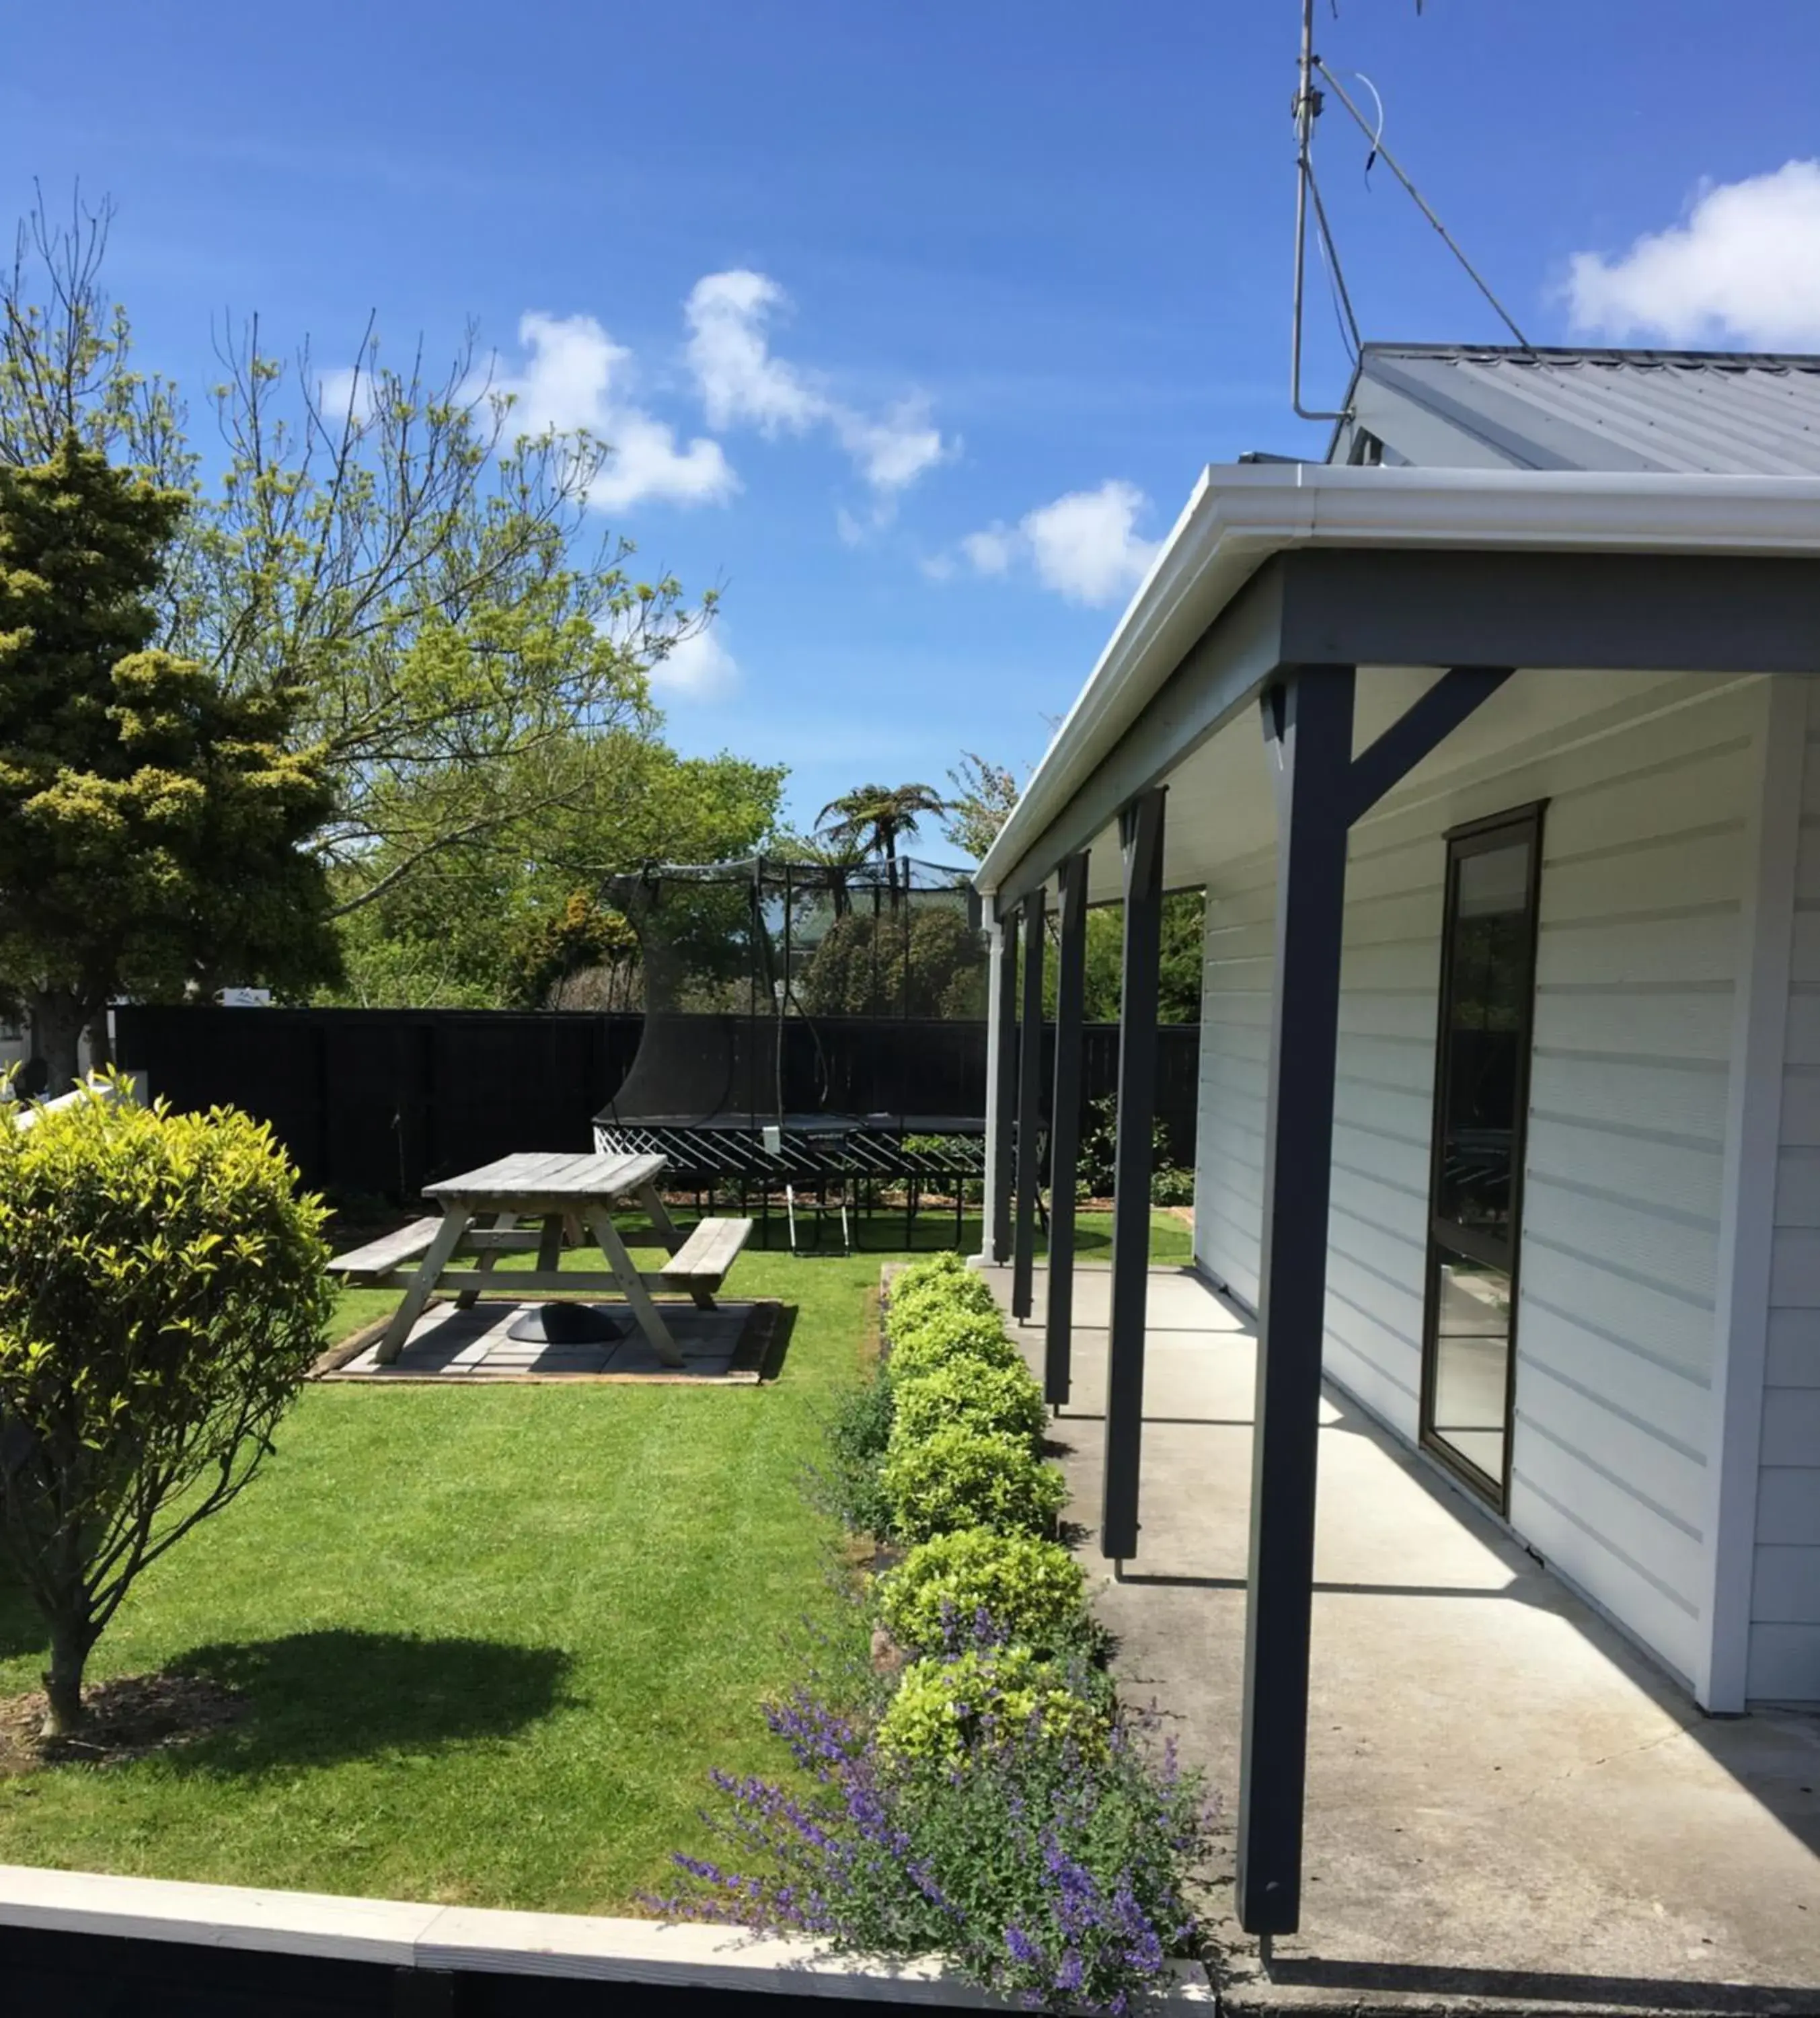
left=973, top=344, right=1820, bottom=1935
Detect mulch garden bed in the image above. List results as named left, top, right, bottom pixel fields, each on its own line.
left=0, top=1671, right=244, bottom=1776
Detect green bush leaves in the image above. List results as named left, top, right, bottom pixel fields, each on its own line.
left=881, top=1427, right=1066, bottom=1543
left=877, top=1528, right=1089, bottom=1657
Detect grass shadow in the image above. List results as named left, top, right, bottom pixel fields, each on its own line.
left=165, top=1629, right=575, bottom=1776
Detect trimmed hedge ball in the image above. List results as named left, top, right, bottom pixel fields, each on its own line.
left=886, top=1308, right=1024, bottom=1384
left=889, top=1360, right=1047, bottom=1452
left=876, top=1647, right=1107, bottom=1774
left=877, top=1527, right=1090, bottom=1656
left=881, top=1427, right=1067, bottom=1542
left=886, top=1268, right=1000, bottom=1333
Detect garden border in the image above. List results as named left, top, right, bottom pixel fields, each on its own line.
left=0, top=1863, right=1215, bottom=2007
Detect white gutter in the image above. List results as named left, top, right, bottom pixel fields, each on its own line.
left=975, top=461, right=1820, bottom=895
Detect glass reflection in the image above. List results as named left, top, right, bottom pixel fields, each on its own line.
left=1431, top=1244, right=1512, bottom=1484
left=1435, top=841, right=1531, bottom=1240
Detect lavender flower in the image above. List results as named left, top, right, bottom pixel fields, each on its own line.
left=660, top=1675, right=1213, bottom=2014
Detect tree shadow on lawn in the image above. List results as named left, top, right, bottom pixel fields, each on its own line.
left=163, top=1629, right=576, bottom=1776
left=0, top=1575, right=46, bottom=1665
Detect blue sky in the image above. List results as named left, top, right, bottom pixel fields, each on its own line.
left=4, top=1, right=1818, bottom=848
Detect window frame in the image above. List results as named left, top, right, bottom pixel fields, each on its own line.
left=1418, top=800, right=1546, bottom=1511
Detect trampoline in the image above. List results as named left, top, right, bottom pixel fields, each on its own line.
left=591, top=856, right=990, bottom=1251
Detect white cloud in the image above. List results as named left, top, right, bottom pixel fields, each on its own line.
left=684, top=270, right=953, bottom=498
left=684, top=270, right=822, bottom=435
left=947, top=480, right=1161, bottom=607
left=960, top=525, right=1016, bottom=576
left=649, top=622, right=740, bottom=701
left=1566, top=160, right=1820, bottom=348
left=492, top=311, right=736, bottom=512
left=837, top=400, right=948, bottom=493
left=316, top=364, right=374, bottom=424
left=1024, top=483, right=1160, bottom=603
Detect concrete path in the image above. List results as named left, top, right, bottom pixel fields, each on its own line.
left=983, top=1264, right=1820, bottom=2017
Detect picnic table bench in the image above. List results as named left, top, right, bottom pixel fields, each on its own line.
left=329, top=1150, right=752, bottom=1369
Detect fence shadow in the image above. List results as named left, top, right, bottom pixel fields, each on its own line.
left=167, top=1628, right=574, bottom=1776
left=1264, top=1957, right=1816, bottom=2014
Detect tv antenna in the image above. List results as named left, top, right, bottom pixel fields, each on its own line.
left=1290, top=0, right=1533, bottom=422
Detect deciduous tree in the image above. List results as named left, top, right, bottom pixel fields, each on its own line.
left=941, top=751, right=1020, bottom=863
left=0, top=192, right=713, bottom=1018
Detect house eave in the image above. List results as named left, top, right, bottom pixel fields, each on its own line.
left=974, top=463, right=1820, bottom=901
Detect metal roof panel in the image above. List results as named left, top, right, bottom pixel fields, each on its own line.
left=1353, top=347, right=1820, bottom=476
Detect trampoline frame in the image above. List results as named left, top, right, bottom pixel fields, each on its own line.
left=591, top=1115, right=987, bottom=1254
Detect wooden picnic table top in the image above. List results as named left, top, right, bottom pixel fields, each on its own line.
left=421, top=1150, right=667, bottom=1205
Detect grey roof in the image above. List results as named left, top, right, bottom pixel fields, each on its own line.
left=1343, top=343, right=1820, bottom=476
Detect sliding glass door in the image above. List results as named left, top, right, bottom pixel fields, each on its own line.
left=1421, top=806, right=1544, bottom=1506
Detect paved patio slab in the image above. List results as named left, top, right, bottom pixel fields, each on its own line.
left=331, top=1300, right=769, bottom=1382
left=983, top=1264, right=1820, bottom=2017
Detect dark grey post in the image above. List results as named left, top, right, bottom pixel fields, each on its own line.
left=1045, top=854, right=1090, bottom=1405
left=1236, top=665, right=1355, bottom=1938
left=989, top=911, right=1020, bottom=1263
left=1012, top=887, right=1047, bottom=1320
left=1100, top=788, right=1166, bottom=1563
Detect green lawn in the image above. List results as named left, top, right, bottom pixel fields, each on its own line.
left=0, top=1209, right=1190, bottom=1910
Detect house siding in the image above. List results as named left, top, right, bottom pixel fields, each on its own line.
left=1195, top=857, right=1275, bottom=1314
left=1195, top=674, right=1757, bottom=1690
left=1755, top=679, right=1820, bottom=1699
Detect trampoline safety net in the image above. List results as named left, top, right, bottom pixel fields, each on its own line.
left=591, top=856, right=991, bottom=1247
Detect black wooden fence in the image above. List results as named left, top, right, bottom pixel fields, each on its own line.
left=113, top=1007, right=1200, bottom=1204
left=0, top=1921, right=984, bottom=2017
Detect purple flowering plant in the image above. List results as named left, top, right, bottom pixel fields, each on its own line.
left=658, top=1608, right=1214, bottom=2013
left=663, top=1262, right=1215, bottom=2013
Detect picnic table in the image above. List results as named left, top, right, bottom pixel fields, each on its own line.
left=328, top=1151, right=752, bottom=1370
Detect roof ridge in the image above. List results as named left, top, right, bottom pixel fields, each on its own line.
left=1363, top=340, right=1820, bottom=373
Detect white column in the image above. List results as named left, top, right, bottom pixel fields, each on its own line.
left=978, top=918, right=1008, bottom=1265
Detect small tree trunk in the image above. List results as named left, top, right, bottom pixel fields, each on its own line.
left=27, top=987, right=88, bottom=1095
left=86, top=1008, right=114, bottom=1072
left=42, top=1619, right=91, bottom=1737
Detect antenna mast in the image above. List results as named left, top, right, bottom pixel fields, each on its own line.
left=1289, top=0, right=1533, bottom=423
left=1289, top=0, right=1347, bottom=422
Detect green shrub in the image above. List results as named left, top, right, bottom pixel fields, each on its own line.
left=887, top=1267, right=999, bottom=1332
left=816, top=1368, right=897, bottom=1536
left=876, top=1647, right=1107, bottom=1774
left=878, top=1528, right=1090, bottom=1655
left=1077, top=1092, right=1187, bottom=1202
left=881, top=1427, right=1067, bottom=1542
left=0, top=1084, right=330, bottom=1733
left=886, top=1308, right=1022, bottom=1384
left=889, top=1361, right=1046, bottom=1453
left=890, top=1249, right=969, bottom=1290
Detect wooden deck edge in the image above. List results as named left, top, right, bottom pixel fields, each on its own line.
left=0, top=1863, right=1215, bottom=2005
left=315, top=1298, right=784, bottom=1386
left=309, top=1310, right=408, bottom=1378
left=317, top=1367, right=765, bottom=1387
